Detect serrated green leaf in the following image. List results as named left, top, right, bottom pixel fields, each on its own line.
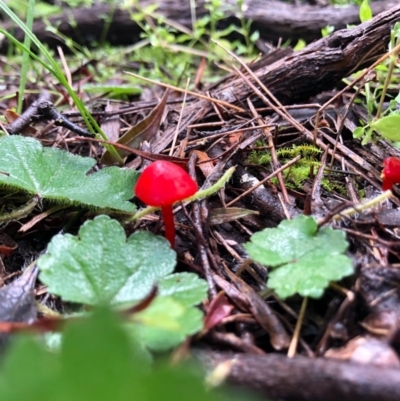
left=38, top=215, right=177, bottom=306
left=244, top=215, right=353, bottom=299
left=38, top=216, right=208, bottom=350
left=0, top=135, right=138, bottom=212
left=130, top=296, right=204, bottom=351
left=370, top=115, right=400, bottom=142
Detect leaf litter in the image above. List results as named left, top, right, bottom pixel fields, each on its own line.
left=2, top=5, right=400, bottom=400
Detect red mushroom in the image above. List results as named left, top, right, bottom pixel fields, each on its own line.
left=382, top=157, right=400, bottom=190
left=134, top=160, right=198, bottom=248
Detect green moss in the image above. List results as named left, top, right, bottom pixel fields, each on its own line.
left=247, top=144, right=346, bottom=194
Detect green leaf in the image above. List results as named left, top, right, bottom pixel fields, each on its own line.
left=361, top=126, right=374, bottom=145
left=38, top=217, right=208, bottom=350
left=294, top=39, right=306, bottom=51
left=370, top=115, right=400, bottom=142
left=0, top=135, right=137, bottom=212
left=130, top=296, right=204, bottom=351
left=158, top=272, right=209, bottom=306
left=0, top=308, right=254, bottom=401
left=38, top=215, right=177, bottom=306
left=321, top=25, right=334, bottom=38
left=244, top=215, right=353, bottom=299
left=359, top=0, right=372, bottom=22
left=352, top=126, right=365, bottom=139
left=250, top=30, right=260, bottom=42
left=128, top=273, right=207, bottom=351
left=60, top=308, right=149, bottom=401
left=0, top=336, right=61, bottom=401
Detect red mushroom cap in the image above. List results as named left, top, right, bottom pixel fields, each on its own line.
left=382, top=157, right=400, bottom=190
left=134, top=160, right=198, bottom=206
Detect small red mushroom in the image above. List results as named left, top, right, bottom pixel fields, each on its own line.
left=382, top=157, right=400, bottom=190
left=134, top=160, right=198, bottom=248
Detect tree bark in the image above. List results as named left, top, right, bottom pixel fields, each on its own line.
left=199, top=351, right=400, bottom=401
left=0, top=0, right=397, bottom=53
left=210, top=4, right=400, bottom=105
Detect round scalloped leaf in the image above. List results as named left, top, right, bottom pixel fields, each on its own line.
left=38, top=215, right=177, bottom=305
left=244, top=215, right=353, bottom=299
left=0, top=135, right=138, bottom=212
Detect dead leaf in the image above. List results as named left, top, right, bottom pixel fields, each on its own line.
left=100, top=103, right=120, bottom=143
left=0, top=233, right=18, bottom=257
left=204, top=292, right=234, bottom=332
left=223, top=266, right=290, bottom=351
left=194, top=150, right=214, bottom=177
left=101, top=90, right=169, bottom=164
left=0, top=268, right=38, bottom=352
left=209, top=207, right=259, bottom=226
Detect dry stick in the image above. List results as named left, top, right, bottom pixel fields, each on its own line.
left=277, top=192, right=291, bottom=220
left=187, top=153, right=217, bottom=299
left=222, top=262, right=291, bottom=351
left=57, top=46, right=72, bottom=102
left=207, top=90, right=225, bottom=123
left=18, top=204, right=68, bottom=233
left=246, top=97, right=290, bottom=204
left=329, top=81, right=366, bottom=169
left=212, top=39, right=317, bottom=139
left=124, top=72, right=245, bottom=112
left=376, top=42, right=400, bottom=119
left=313, top=40, right=400, bottom=140
left=73, top=136, right=188, bottom=164
left=182, top=124, right=275, bottom=148
left=5, top=91, right=51, bottom=135
left=226, top=155, right=301, bottom=207
left=170, top=77, right=190, bottom=156
left=310, top=147, right=329, bottom=212
left=287, top=296, right=308, bottom=358
left=316, top=285, right=355, bottom=355
left=212, top=39, right=384, bottom=181
left=192, top=202, right=217, bottom=299
left=208, top=331, right=265, bottom=356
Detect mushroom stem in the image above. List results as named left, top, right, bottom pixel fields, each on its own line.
left=161, top=204, right=175, bottom=248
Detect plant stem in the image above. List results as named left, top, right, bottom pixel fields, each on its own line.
left=329, top=190, right=393, bottom=222
left=18, top=0, right=35, bottom=115
left=376, top=40, right=400, bottom=119
left=0, top=195, right=39, bottom=223
left=185, top=166, right=236, bottom=202
left=161, top=204, right=175, bottom=248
